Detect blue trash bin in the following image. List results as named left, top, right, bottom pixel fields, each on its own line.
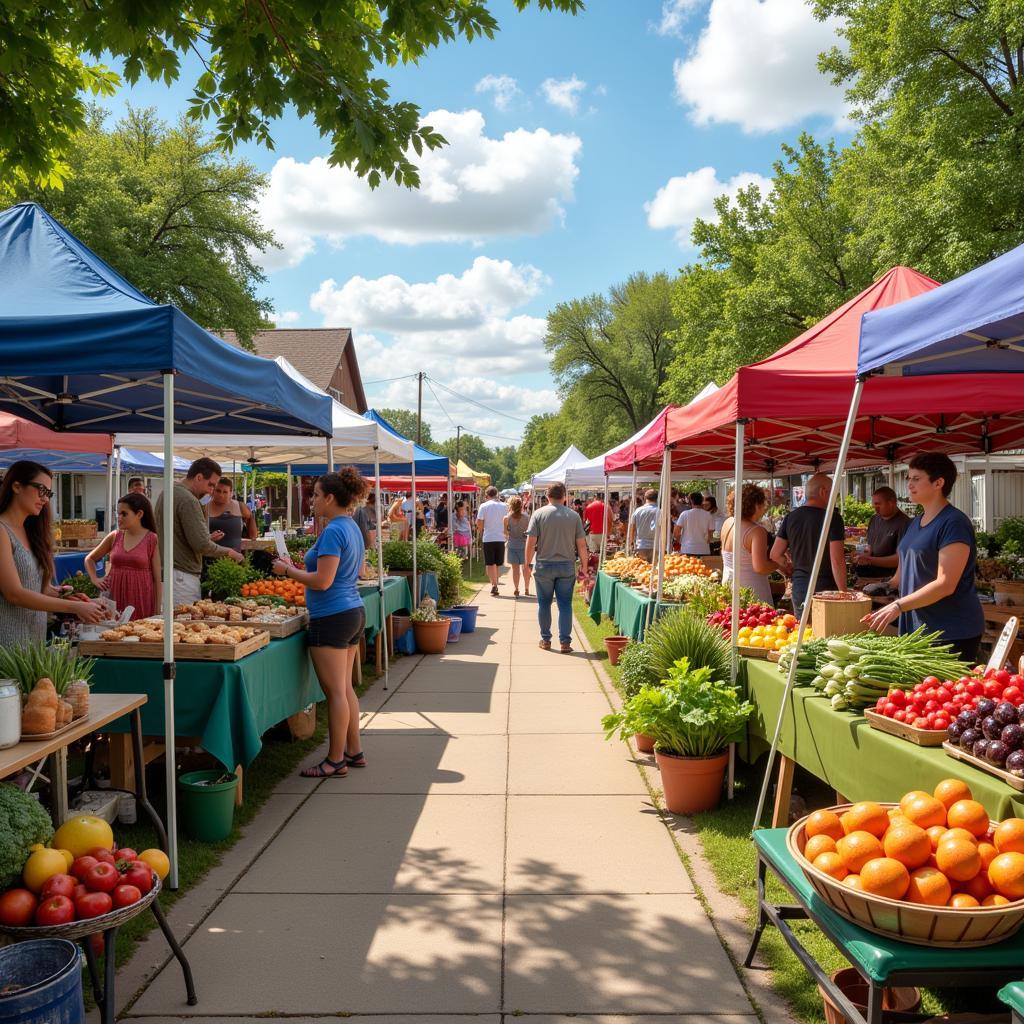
left=0, top=939, right=85, bottom=1024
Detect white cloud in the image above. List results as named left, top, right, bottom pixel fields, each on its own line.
left=258, top=109, right=582, bottom=270
left=645, top=166, right=773, bottom=247
left=673, top=0, right=847, bottom=133
left=269, top=310, right=301, bottom=326
left=541, top=76, right=587, bottom=116
left=654, top=0, right=700, bottom=37
left=475, top=74, right=521, bottom=112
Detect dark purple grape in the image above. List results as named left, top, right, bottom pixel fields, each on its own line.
left=987, top=740, right=1010, bottom=765
left=958, top=709, right=978, bottom=727
left=996, top=702, right=1019, bottom=726
left=983, top=715, right=1003, bottom=740
left=1001, top=723, right=1024, bottom=749
left=961, top=727, right=982, bottom=750
left=975, top=738, right=992, bottom=759
left=1017, top=703, right=1024, bottom=719
left=1006, top=749, right=1024, bottom=778
left=947, top=721, right=965, bottom=742
left=977, top=698, right=998, bottom=718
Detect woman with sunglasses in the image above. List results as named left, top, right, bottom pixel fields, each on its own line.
left=0, top=461, right=107, bottom=646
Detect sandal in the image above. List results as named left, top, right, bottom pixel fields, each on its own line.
left=301, top=756, right=348, bottom=778
left=345, top=751, right=368, bottom=768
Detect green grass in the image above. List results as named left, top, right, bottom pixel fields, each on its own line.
left=572, top=593, right=622, bottom=689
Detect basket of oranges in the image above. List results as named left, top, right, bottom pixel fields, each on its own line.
left=788, top=780, right=1024, bottom=947
left=239, top=578, right=306, bottom=606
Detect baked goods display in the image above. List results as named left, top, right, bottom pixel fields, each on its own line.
left=99, top=619, right=261, bottom=645
left=174, top=599, right=305, bottom=623
left=80, top=617, right=270, bottom=660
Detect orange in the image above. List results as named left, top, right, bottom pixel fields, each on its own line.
left=959, top=872, right=993, bottom=901
left=926, top=825, right=948, bottom=852
left=906, top=866, right=952, bottom=906
left=988, top=852, right=1024, bottom=899
left=993, top=818, right=1024, bottom=855
left=805, top=809, right=845, bottom=842
left=804, top=834, right=837, bottom=861
left=978, top=842, right=999, bottom=870
left=983, top=894, right=1011, bottom=906
left=842, top=802, right=889, bottom=838
left=948, top=893, right=980, bottom=908
left=946, top=800, right=989, bottom=838
left=860, top=857, right=910, bottom=900
left=942, top=827, right=980, bottom=846
left=813, top=851, right=848, bottom=881
left=900, top=790, right=932, bottom=812
left=882, top=824, right=931, bottom=869
left=836, top=831, right=884, bottom=873
left=902, top=795, right=947, bottom=830
left=843, top=874, right=863, bottom=890
left=936, top=837, right=982, bottom=882
left=933, top=778, right=973, bottom=810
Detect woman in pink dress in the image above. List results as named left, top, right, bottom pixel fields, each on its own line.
left=85, top=493, right=161, bottom=619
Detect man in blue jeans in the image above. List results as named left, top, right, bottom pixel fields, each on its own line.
left=525, top=482, right=589, bottom=652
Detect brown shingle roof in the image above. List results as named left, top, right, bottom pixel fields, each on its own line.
left=217, top=327, right=367, bottom=412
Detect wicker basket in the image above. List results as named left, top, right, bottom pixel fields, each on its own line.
left=0, top=873, right=160, bottom=940
left=788, top=805, right=1024, bottom=947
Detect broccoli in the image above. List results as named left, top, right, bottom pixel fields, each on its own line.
left=0, top=783, right=54, bottom=887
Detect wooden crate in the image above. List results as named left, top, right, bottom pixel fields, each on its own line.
left=864, top=709, right=947, bottom=746
left=196, top=614, right=307, bottom=639
left=58, top=522, right=97, bottom=541
left=943, top=740, right=1024, bottom=793
left=811, top=594, right=872, bottom=638
left=80, top=630, right=269, bottom=661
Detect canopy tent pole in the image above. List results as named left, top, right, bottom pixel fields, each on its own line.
left=411, top=458, right=418, bottom=609
left=888, top=461, right=896, bottom=489
left=374, top=446, right=389, bottom=691
left=114, top=446, right=122, bottom=505
left=286, top=465, right=293, bottom=530
left=161, top=372, right=179, bottom=889
left=447, top=475, right=453, bottom=553
left=628, top=462, right=638, bottom=555
left=655, top=451, right=670, bottom=607
left=753, top=377, right=866, bottom=830
left=104, top=455, right=113, bottom=533
left=644, top=448, right=670, bottom=636
left=599, top=473, right=610, bottom=567
left=728, top=420, right=746, bottom=802
left=327, top=437, right=335, bottom=473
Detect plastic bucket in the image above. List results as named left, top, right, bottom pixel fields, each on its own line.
left=180, top=769, right=237, bottom=842
left=443, top=605, right=479, bottom=633
left=0, top=939, right=85, bottom=1024
left=445, top=615, right=463, bottom=643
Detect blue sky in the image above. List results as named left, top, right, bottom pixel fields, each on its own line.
left=101, top=0, right=850, bottom=448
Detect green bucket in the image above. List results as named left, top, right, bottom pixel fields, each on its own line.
left=179, top=769, right=237, bottom=842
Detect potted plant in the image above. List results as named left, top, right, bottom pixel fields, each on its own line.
left=410, top=598, right=450, bottom=654
left=603, top=635, right=629, bottom=666
left=602, top=657, right=753, bottom=814
left=991, top=549, right=1024, bottom=606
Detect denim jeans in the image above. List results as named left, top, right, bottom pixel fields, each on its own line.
left=790, top=574, right=809, bottom=620
left=533, top=560, right=576, bottom=644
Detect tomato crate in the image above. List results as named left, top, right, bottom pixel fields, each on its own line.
left=864, top=708, right=947, bottom=746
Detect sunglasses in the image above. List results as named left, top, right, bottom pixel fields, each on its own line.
left=26, top=481, right=54, bottom=500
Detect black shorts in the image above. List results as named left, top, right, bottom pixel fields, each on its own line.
left=483, top=541, right=505, bottom=566
left=307, top=607, right=366, bottom=648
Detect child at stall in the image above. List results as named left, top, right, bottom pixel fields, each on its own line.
left=452, top=500, right=472, bottom=561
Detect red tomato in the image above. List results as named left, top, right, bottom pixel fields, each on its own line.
left=0, top=888, right=37, bottom=927
left=1010, top=675, right=1024, bottom=688
left=967, top=680, right=984, bottom=696
left=89, top=847, right=116, bottom=867
left=40, top=873, right=77, bottom=900
left=35, top=895, right=75, bottom=926
left=934, top=716, right=950, bottom=730
left=984, top=680, right=1003, bottom=698
left=1004, top=687, right=1023, bottom=705
left=75, top=891, right=113, bottom=919
left=883, top=702, right=897, bottom=718
left=995, top=669, right=1012, bottom=686
left=84, top=862, right=119, bottom=893
left=71, top=855, right=98, bottom=881
left=122, top=863, right=153, bottom=895
left=893, top=710, right=907, bottom=722
left=112, top=884, right=141, bottom=909
left=876, top=696, right=887, bottom=710
left=923, top=676, right=941, bottom=687
left=913, top=716, right=929, bottom=729
left=890, top=690, right=907, bottom=707
left=936, top=686, right=952, bottom=703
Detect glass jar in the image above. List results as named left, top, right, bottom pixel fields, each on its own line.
left=0, top=680, right=21, bottom=749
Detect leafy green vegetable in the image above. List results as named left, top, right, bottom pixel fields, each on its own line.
left=370, top=539, right=464, bottom=606
left=602, top=658, right=753, bottom=758
left=66, top=571, right=99, bottom=598
left=203, top=557, right=263, bottom=599
left=0, top=783, right=54, bottom=887
left=644, top=609, right=732, bottom=683
left=618, top=640, right=658, bottom=700
left=0, top=640, right=93, bottom=696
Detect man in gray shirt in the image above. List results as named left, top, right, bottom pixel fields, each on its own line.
left=525, top=481, right=588, bottom=653
left=628, top=489, right=660, bottom=561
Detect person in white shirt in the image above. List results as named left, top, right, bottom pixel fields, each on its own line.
left=476, top=486, right=508, bottom=595
left=672, top=491, right=714, bottom=555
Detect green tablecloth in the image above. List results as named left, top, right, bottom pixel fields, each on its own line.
left=90, top=633, right=320, bottom=772
left=1000, top=982, right=1024, bottom=1020
left=588, top=570, right=619, bottom=625
left=358, top=576, right=413, bottom=641
left=588, top=570, right=676, bottom=640
left=741, top=658, right=1024, bottom=821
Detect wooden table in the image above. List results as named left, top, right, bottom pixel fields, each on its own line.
left=0, top=692, right=166, bottom=846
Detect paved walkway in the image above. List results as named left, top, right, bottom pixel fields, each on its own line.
left=118, top=578, right=764, bottom=1024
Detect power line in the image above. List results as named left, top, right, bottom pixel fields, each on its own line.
left=362, top=373, right=420, bottom=386
left=424, top=377, right=459, bottom=432
left=426, top=375, right=534, bottom=426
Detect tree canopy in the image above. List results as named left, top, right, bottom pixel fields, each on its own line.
left=377, top=408, right=434, bottom=449
left=7, top=107, right=274, bottom=345
left=2, top=0, right=582, bottom=190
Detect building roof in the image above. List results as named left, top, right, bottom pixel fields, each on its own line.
left=218, top=327, right=367, bottom=412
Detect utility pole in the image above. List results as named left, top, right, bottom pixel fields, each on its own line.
left=456, top=425, right=462, bottom=464
left=416, top=371, right=424, bottom=446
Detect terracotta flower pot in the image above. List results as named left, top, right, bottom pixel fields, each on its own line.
left=412, top=618, right=450, bottom=654
left=818, top=967, right=920, bottom=1024
left=635, top=733, right=655, bottom=754
left=655, top=748, right=729, bottom=815
left=604, top=635, right=629, bottom=666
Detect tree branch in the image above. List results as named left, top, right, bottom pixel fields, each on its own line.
left=930, top=47, right=1014, bottom=115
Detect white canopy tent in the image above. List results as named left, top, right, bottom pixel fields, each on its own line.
left=529, top=445, right=592, bottom=489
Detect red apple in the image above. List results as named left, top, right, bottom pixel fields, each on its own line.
left=84, top=862, right=119, bottom=893
left=35, top=895, right=75, bottom=926
left=111, top=884, right=141, bottom=909
left=40, top=873, right=77, bottom=900
left=89, top=847, right=116, bottom=867
left=75, top=891, right=113, bottom=919
left=122, top=863, right=153, bottom=895
left=71, top=855, right=99, bottom=881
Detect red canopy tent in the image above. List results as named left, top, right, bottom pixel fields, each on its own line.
left=0, top=413, right=111, bottom=454
left=376, top=475, right=478, bottom=493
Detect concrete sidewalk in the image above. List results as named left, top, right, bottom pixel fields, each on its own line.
left=115, top=573, right=769, bottom=1024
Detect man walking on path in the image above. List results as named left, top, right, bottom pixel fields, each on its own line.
left=584, top=495, right=610, bottom=554
left=155, top=457, right=243, bottom=605
left=673, top=491, right=714, bottom=555
left=770, top=472, right=847, bottom=616
left=477, top=485, right=508, bottom=596
left=628, top=489, right=660, bottom=561
left=526, top=482, right=588, bottom=652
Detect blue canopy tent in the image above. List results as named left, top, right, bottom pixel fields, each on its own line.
left=0, top=202, right=335, bottom=884
left=753, top=243, right=1024, bottom=827
left=0, top=447, right=190, bottom=474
